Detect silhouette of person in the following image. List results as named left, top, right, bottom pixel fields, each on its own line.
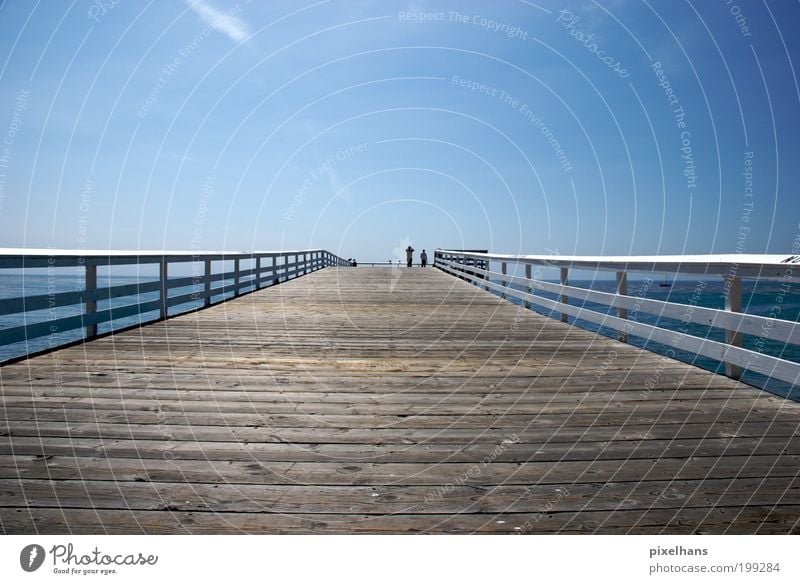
left=420, top=250, right=428, bottom=267
left=405, top=245, right=414, bottom=267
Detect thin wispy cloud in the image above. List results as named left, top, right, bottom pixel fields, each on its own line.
left=184, top=0, right=250, bottom=42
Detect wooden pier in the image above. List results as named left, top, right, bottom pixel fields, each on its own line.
left=1, top=266, right=799, bottom=533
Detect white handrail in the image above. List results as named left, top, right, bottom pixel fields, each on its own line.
left=436, top=249, right=800, bottom=280
left=434, top=250, right=799, bottom=388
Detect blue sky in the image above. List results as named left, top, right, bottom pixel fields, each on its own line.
left=0, top=0, right=798, bottom=263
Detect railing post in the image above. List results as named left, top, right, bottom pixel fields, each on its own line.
left=559, top=267, right=569, bottom=323
left=501, top=262, right=507, bottom=299
left=85, top=263, right=97, bottom=339
left=616, top=271, right=628, bottom=343
left=159, top=259, right=168, bottom=320
left=204, top=259, right=211, bottom=307
left=256, top=256, right=261, bottom=290
left=524, top=264, right=532, bottom=309
left=233, top=258, right=240, bottom=296
left=724, top=274, right=743, bottom=380
left=303, top=252, right=308, bottom=275
left=272, top=254, right=278, bottom=285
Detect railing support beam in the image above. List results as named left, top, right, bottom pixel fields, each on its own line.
left=84, top=263, right=97, bottom=338
left=524, top=264, right=532, bottom=309
left=159, top=260, right=168, bottom=320
left=559, top=268, right=569, bottom=323
left=616, top=271, right=628, bottom=343
left=204, top=259, right=211, bottom=307
left=725, top=274, right=743, bottom=380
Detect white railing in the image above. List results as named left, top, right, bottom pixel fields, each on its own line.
left=0, top=248, right=350, bottom=357
left=434, top=249, right=800, bottom=387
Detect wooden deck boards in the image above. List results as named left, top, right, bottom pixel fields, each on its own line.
left=1, top=266, right=798, bottom=534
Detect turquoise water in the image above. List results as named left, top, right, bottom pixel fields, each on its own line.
left=493, top=277, right=800, bottom=401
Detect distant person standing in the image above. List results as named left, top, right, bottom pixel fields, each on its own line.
left=420, top=250, right=428, bottom=267
left=405, top=245, right=414, bottom=267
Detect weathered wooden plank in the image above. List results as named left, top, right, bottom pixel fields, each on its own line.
left=4, top=408, right=796, bottom=432
left=0, top=384, right=759, bottom=402
left=2, top=477, right=797, bottom=515
left=0, top=395, right=781, bottom=417
left=2, top=505, right=797, bottom=534
left=2, top=412, right=795, bottom=441
left=3, top=454, right=799, bottom=485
